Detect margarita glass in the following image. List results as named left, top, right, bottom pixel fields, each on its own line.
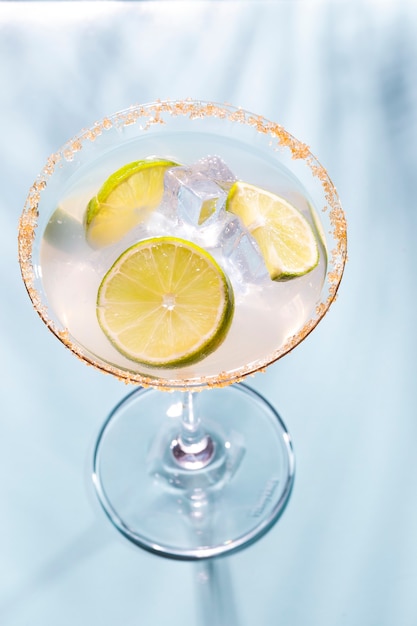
left=18, top=100, right=346, bottom=559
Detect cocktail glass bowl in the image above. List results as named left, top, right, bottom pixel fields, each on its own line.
left=18, top=100, right=347, bottom=559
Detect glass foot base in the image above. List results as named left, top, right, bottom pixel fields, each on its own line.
left=92, top=383, right=295, bottom=560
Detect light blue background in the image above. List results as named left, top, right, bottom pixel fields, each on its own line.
left=1, top=1, right=416, bottom=624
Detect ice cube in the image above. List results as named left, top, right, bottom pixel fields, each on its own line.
left=191, top=156, right=237, bottom=190
left=163, top=166, right=227, bottom=227
left=219, top=216, right=269, bottom=284
left=217, top=216, right=244, bottom=256
left=191, top=210, right=236, bottom=250
left=154, top=157, right=268, bottom=285
left=232, top=233, right=269, bottom=282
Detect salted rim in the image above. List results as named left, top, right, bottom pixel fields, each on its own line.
left=18, top=99, right=347, bottom=391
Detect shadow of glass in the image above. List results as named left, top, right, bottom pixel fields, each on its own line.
left=195, top=557, right=241, bottom=626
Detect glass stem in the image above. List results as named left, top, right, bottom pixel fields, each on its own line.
left=171, top=391, right=215, bottom=470
left=181, top=391, right=204, bottom=446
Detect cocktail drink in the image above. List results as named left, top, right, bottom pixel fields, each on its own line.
left=19, top=100, right=347, bottom=559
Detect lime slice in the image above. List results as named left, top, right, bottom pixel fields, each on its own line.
left=97, top=237, right=234, bottom=368
left=85, top=158, right=178, bottom=248
left=226, top=181, right=319, bottom=281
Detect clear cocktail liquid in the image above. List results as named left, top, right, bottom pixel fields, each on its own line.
left=38, top=131, right=327, bottom=383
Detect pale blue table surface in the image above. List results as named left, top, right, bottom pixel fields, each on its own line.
left=1, top=1, right=416, bottom=625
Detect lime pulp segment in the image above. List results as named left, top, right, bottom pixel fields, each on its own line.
left=85, top=158, right=178, bottom=248
left=97, top=237, right=235, bottom=368
left=226, top=181, right=319, bottom=281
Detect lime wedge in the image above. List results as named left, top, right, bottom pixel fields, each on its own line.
left=85, top=158, right=178, bottom=248
left=97, top=237, right=234, bottom=368
left=226, top=181, right=319, bottom=281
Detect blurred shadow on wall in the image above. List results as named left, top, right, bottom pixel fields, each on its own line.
left=318, top=2, right=417, bottom=204
left=375, top=8, right=417, bottom=206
